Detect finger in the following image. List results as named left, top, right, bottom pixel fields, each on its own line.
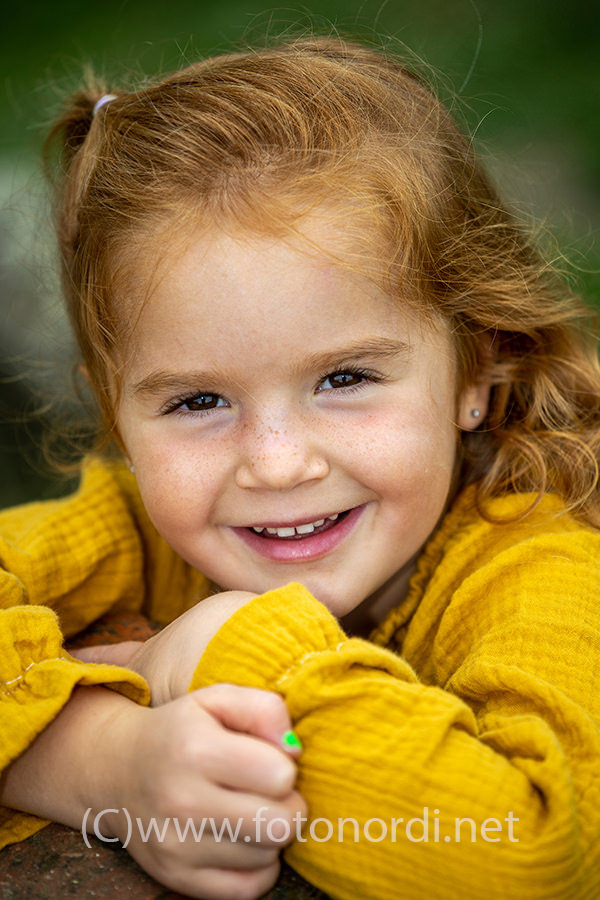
left=169, top=860, right=281, bottom=900
left=206, top=730, right=298, bottom=796
left=180, top=779, right=305, bottom=849
left=191, top=862, right=281, bottom=900
left=69, top=641, right=143, bottom=666
left=156, top=832, right=280, bottom=870
left=209, top=789, right=308, bottom=848
left=191, top=684, right=299, bottom=753
left=154, top=697, right=296, bottom=797
left=240, top=796, right=307, bottom=848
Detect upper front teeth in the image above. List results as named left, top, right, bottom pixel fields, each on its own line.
left=252, top=513, right=338, bottom=537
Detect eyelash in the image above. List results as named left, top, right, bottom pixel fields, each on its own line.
left=316, top=366, right=382, bottom=393
left=161, top=366, right=383, bottom=416
left=161, top=393, right=227, bottom=417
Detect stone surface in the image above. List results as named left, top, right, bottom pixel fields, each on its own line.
left=0, top=824, right=329, bottom=899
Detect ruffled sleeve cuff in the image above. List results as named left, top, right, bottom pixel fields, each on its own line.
left=189, top=582, right=419, bottom=705
left=0, top=605, right=150, bottom=849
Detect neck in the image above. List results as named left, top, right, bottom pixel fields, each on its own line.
left=340, top=555, right=419, bottom=639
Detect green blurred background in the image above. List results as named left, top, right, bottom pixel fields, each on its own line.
left=0, top=0, right=598, bottom=508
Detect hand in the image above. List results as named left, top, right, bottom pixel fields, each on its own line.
left=71, top=592, right=309, bottom=897
left=100, top=683, right=306, bottom=900
left=0, top=679, right=305, bottom=900
left=72, top=591, right=257, bottom=706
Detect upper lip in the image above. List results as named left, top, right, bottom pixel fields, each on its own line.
left=237, top=508, right=353, bottom=529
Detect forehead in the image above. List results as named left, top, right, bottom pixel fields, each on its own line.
left=117, top=202, right=390, bottom=317
left=120, top=217, right=455, bottom=384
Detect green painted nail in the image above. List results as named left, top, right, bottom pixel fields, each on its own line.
left=282, top=730, right=303, bottom=751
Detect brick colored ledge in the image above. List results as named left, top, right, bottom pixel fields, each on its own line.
left=0, top=823, right=329, bottom=899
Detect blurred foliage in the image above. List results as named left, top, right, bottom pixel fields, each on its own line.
left=0, top=0, right=598, bottom=506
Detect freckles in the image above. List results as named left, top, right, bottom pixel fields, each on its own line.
left=349, top=407, right=454, bottom=489
left=336, top=421, right=405, bottom=485
left=322, top=417, right=381, bottom=466
left=138, top=442, right=220, bottom=505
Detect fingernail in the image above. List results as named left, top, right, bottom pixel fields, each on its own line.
left=281, top=730, right=303, bottom=752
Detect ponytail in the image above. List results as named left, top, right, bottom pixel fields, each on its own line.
left=45, top=78, right=113, bottom=168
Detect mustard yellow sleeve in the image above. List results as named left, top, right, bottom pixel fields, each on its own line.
left=0, top=457, right=202, bottom=848
left=189, top=579, right=600, bottom=900
left=0, top=605, right=150, bottom=848
left=0, top=457, right=210, bottom=633
left=0, top=458, right=146, bottom=634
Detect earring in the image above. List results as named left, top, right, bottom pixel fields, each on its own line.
left=471, top=409, right=481, bottom=418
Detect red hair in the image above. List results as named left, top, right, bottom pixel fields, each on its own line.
left=45, top=36, right=600, bottom=525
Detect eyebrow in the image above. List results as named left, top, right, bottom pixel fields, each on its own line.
left=132, top=337, right=412, bottom=399
left=299, top=337, right=412, bottom=375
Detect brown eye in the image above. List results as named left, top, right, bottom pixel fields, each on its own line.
left=318, top=370, right=367, bottom=391
left=182, top=393, right=223, bottom=411
left=329, top=372, right=362, bottom=387
left=162, top=392, right=229, bottom=415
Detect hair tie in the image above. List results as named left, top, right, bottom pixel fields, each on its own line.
left=92, top=94, right=117, bottom=116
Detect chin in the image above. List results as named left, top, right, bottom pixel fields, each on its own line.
left=294, top=581, right=364, bottom=618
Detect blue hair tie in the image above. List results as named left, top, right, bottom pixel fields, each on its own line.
left=92, top=94, right=117, bottom=116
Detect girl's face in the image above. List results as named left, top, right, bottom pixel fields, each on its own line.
left=117, top=223, right=486, bottom=618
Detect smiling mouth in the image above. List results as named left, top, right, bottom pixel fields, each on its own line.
left=247, top=510, right=351, bottom=540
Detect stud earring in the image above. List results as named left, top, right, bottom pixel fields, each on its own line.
left=471, top=409, right=481, bottom=418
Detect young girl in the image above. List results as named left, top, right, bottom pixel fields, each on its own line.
left=0, top=35, right=599, bottom=900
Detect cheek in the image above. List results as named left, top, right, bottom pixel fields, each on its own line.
left=132, top=436, right=227, bottom=530
left=344, top=402, right=458, bottom=488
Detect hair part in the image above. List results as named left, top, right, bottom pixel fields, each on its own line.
left=44, top=35, right=600, bottom=526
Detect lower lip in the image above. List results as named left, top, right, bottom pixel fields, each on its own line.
left=231, top=505, right=366, bottom=562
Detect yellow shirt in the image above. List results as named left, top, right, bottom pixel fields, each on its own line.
left=1, top=458, right=599, bottom=899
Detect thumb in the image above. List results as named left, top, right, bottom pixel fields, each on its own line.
left=192, top=683, right=302, bottom=757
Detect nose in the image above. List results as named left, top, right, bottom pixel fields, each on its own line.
left=235, top=417, right=330, bottom=492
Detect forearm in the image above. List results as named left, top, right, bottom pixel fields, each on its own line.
left=0, top=686, right=139, bottom=831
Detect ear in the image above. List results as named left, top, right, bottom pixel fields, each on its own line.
left=457, top=379, right=491, bottom=430
left=457, top=333, right=495, bottom=430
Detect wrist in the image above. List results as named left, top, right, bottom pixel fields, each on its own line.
left=81, top=689, right=150, bottom=832
left=0, top=686, right=143, bottom=832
